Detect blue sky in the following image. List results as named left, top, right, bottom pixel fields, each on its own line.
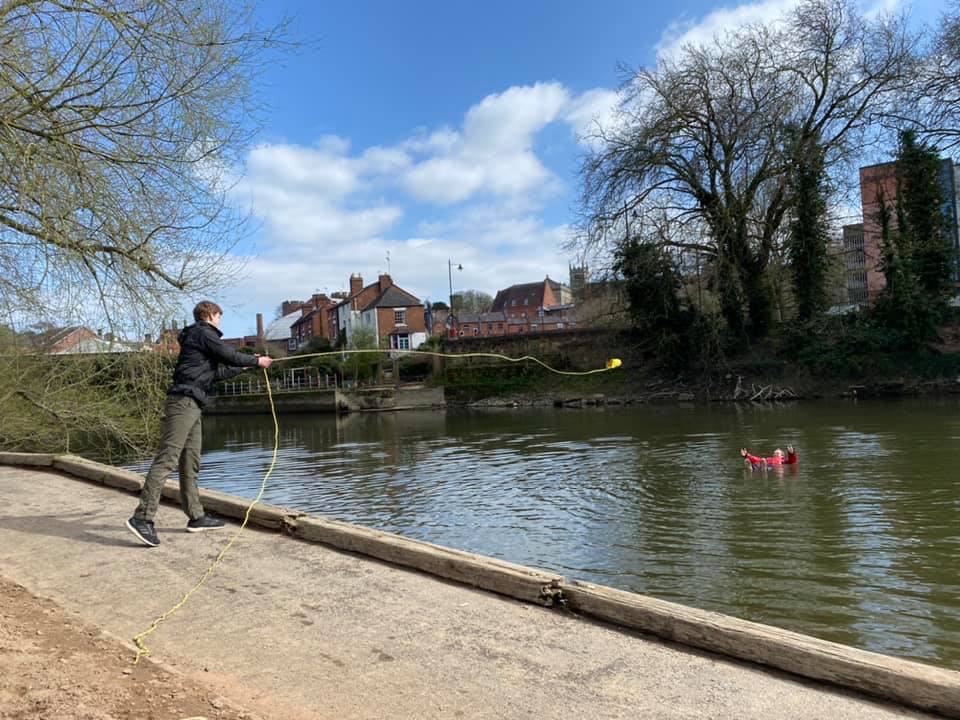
left=215, top=0, right=942, bottom=338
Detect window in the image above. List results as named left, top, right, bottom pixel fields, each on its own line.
left=394, top=309, right=406, bottom=325
left=510, top=299, right=516, bottom=306
left=397, top=334, right=410, bottom=350
left=523, top=298, right=529, bottom=305
left=287, top=338, right=297, bottom=351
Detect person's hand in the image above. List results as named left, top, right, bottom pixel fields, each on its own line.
left=257, top=355, right=273, bottom=368
left=740, top=448, right=748, bottom=457
left=786, top=445, right=794, bottom=454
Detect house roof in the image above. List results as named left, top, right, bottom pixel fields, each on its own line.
left=46, top=326, right=84, bottom=343
left=52, top=337, right=138, bottom=354
left=264, top=311, right=302, bottom=340
left=458, top=312, right=506, bottom=323
left=490, top=282, right=546, bottom=312
left=291, top=307, right=325, bottom=328
left=361, top=285, right=421, bottom=311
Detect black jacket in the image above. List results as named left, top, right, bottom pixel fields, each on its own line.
left=168, top=322, right=259, bottom=406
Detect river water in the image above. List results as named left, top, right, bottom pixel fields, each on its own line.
left=127, top=398, right=960, bottom=669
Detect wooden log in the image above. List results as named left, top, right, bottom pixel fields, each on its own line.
left=192, top=487, right=300, bottom=531
left=294, top=516, right=562, bottom=606
left=51, top=455, right=144, bottom=492
left=0, top=452, right=56, bottom=467
left=563, top=581, right=960, bottom=719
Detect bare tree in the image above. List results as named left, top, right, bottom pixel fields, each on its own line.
left=0, top=0, right=288, bottom=331
left=578, top=0, right=913, bottom=338
left=914, top=2, right=960, bottom=149
left=454, top=289, right=493, bottom=314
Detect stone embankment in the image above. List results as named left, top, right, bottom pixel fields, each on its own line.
left=460, top=375, right=960, bottom=409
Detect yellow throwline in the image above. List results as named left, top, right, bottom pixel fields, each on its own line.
left=131, top=350, right=621, bottom=662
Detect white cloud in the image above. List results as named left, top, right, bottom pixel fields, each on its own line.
left=655, top=0, right=904, bottom=60
left=217, top=83, right=592, bottom=338
left=655, top=0, right=797, bottom=59
left=245, top=142, right=358, bottom=200
left=236, top=141, right=403, bottom=247
left=358, top=145, right=412, bottom=175
left=220, top=208, right=574, bottom=336
left=403, top=82, right=570, bottom=204
left=564, top=88, right=621, bottom=150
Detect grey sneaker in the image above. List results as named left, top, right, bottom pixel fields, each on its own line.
left=125, top=517, right=160, bottom=547
left=186, top=514, right=226, bottom=532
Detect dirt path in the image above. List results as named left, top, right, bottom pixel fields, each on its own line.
left=0, top=576, right=256, bottom=720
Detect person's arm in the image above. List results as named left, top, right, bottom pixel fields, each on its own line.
left=199, top=327, right=260, bottom=368
left=785, top=445, right=798, bottom=465
left=216, top=365, right=250, bottom=381
left=740, top=448, right=762, bottom=464
left=215, top=354, right=272, bottom=381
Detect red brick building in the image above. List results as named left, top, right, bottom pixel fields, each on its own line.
left=330, top=274, right=427, bottom=349
left=289, top=293, right=337, bottom=348
left=855, top=158, right=960, bottom=305
left=858, top=163, right=898, bottom=302
left=449, top=276, right=574, bottom=338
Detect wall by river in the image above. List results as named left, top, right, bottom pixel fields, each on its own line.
left=441, top=328, right=628, bottom=371
left=206, top=386, right=445, bottom=415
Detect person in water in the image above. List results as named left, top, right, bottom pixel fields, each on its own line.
left=740, top=445, right=797, bottom=469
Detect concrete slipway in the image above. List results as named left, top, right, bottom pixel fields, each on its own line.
left=0, top=453, right=957, bottom=720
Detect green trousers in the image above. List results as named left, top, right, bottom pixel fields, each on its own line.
left=134, top=394, right=206, bottom=521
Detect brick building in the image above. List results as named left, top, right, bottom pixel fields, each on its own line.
left=330, top=273, right=427, bottom=350
left=856, top=159, right=960, bottom=304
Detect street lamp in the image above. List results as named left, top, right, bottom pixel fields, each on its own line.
left=448, top=259, right=462, bottom=311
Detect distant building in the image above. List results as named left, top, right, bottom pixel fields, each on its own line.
left=263, top=311, right=303, bottom=356
left=45, top=326, right=138, bottom=355
left=456, top=311, right=507, bottom=338
left=841, top=223, right=869, bottom=307
left=858, top=158, right=960, bottom=303
left=569, top=264, right=589, bottom=301
left=330, top=273, right=427, bottom=350
left=289, top=293, right=337, bottom=349
left=450, top=276, right=576, bottom=338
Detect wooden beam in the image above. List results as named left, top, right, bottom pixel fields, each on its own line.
left=564, top=581, right=960, bottom=718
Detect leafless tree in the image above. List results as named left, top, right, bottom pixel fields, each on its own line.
left=0, top=0, right=288, bottom=333
left=454, top=289, right=494, bottom=314
left=578, top=0, right=913, bottom=337
left=913, top=2, right=960, bottom=150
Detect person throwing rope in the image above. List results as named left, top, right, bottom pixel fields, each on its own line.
left=741, top=445, right=798, bottom=470
left=126, top=301, right=273, bottom=547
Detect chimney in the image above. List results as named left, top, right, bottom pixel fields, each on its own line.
left=256, top=313, right=264, bottom=342
left=281, top=300, right=303, bottom=316
left=350, top=273, right=363, bottom=296
left=378, top=273, right=393, bottom=292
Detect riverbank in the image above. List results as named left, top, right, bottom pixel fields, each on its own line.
left=437, top=324, right=960, bottom=408
left=442, top=361, right=960, bottom=409
left=1, top=459, right=957, bottom=719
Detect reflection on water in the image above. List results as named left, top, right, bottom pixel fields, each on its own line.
left=126, top=399, right=960, bottom=668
